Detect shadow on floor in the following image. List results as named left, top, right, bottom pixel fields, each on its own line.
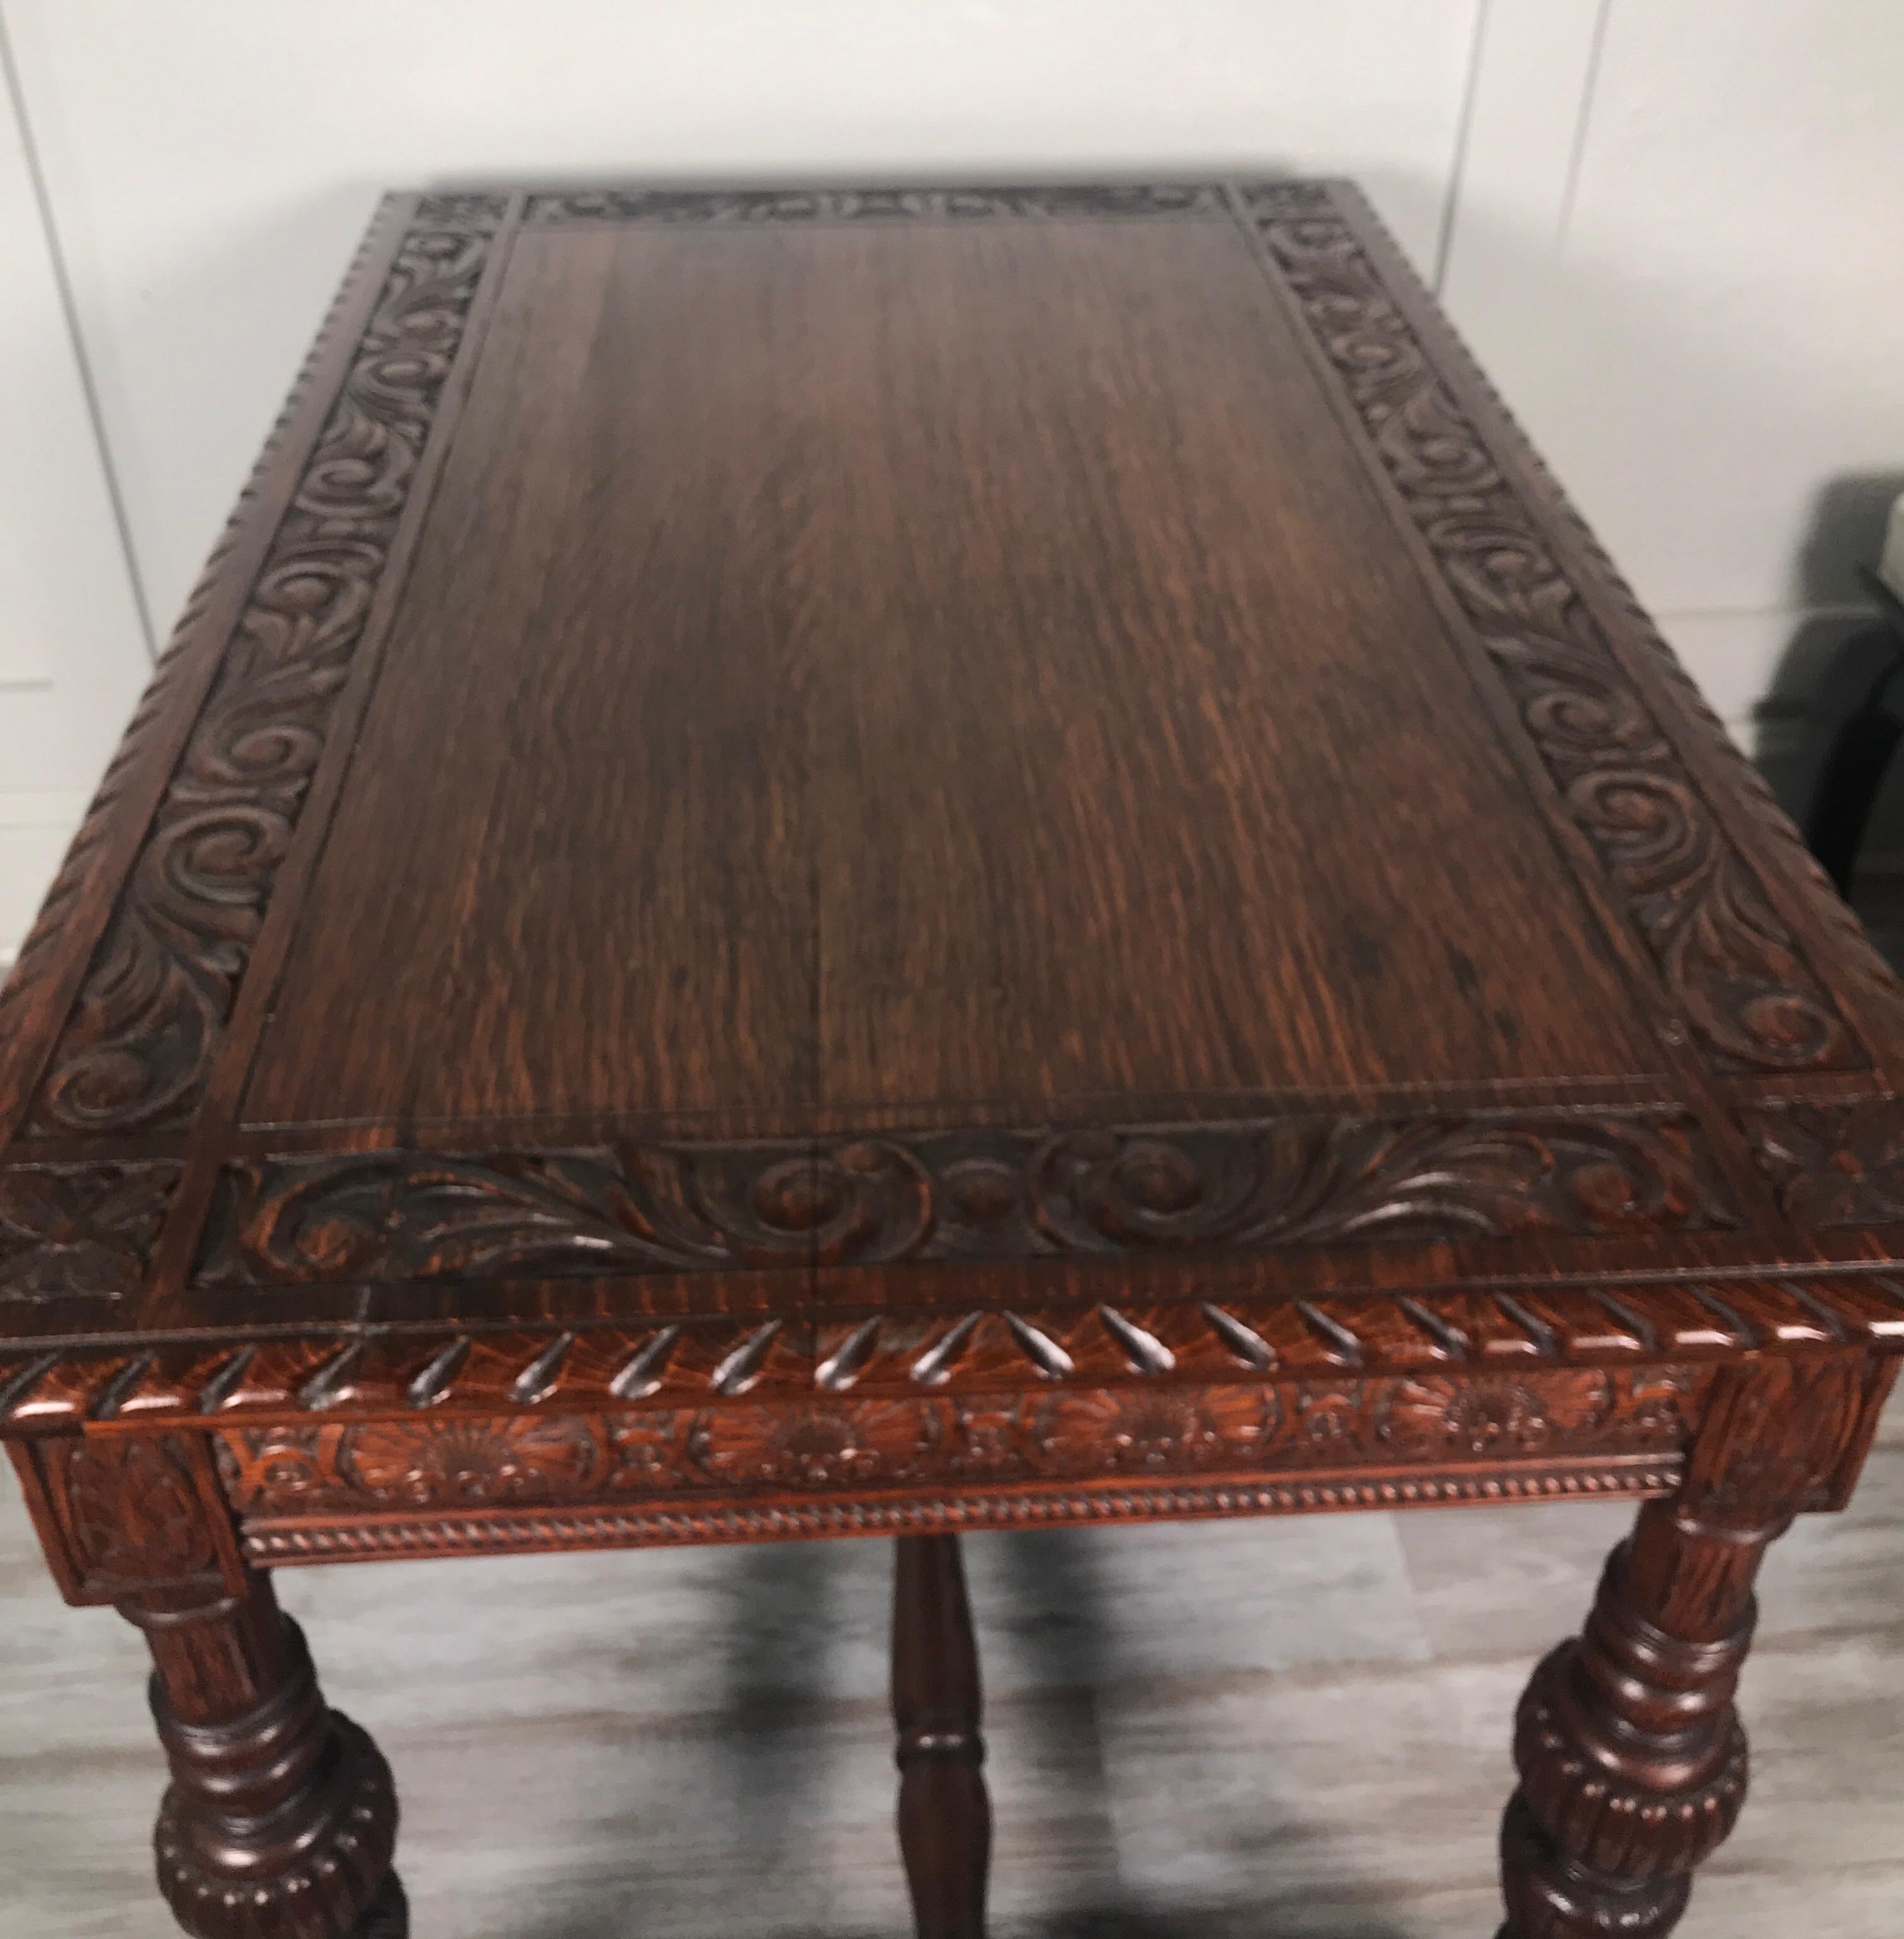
left=501, top=1529, right=1424, bottom=1939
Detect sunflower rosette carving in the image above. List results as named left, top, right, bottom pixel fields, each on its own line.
left=339, top=1415, right=599, bottom=1506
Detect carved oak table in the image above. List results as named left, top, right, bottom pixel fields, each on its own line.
left=5, top=180, right=1904, bottom=1939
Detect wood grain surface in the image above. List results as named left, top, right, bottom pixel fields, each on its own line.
left=5, top=181, right=1903, bottom=1939
left=2, top=176, right=1902, bottom=1389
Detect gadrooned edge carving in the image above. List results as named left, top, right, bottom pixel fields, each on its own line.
left=525, top=184, right=1226, bottom=225
left=154, top=1709, right=396, bottom=1939
left=238, top=1461, right=1686, bottom=1564
left=1240, top=183, right=1859, bottom=1077
left=191, top=1112, right=1738, bottom=1287
left=2, top=1275, right=1895, bottom=1431
left=1512, top=1640, right=1749, bottom=1880
left=23, top=214, right=498, bottom=1138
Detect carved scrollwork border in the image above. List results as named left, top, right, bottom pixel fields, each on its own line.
left=19, top=213, right=499, bottom=1139
left=1740, top=1097, right=1904, bottom=1227
left=524, top=184, right=1226, bottom=225
left=191, top=1111, right=1737, bottom=1288
left=0, top=208, right=406, bottom=1139
left=1238, top=182, right=1861, bottom=1077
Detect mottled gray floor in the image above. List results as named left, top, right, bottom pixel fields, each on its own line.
left=4, top=1401, right=1904, bottom=1938
left=9, top=867, right=1904, bottom=1936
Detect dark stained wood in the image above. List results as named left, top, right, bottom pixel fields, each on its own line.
left=244, top=226, right=816, bottom=1131
left=1499, top=1353, right=1871, bottom=1937
left=3, top=180, right=1903, bottom=1937
left=129, top=1571, right=402, bottom=1939
left=892, top=1534, right=990, bottom=1939
left=242, top=212, right=1658, bottom=1134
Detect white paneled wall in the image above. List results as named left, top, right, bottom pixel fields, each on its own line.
left=1, top=0, right=1900, bottom=960
left=0, top=17, right=149, bottom=968
left=1, top=0, right=1485, bottom=631
left=1442, top=0, right=1904, bottom=732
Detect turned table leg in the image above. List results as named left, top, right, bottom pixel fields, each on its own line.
left=1499, top=1356, right=1871, bottom=1938
left=892, top=1532, right=991, bottom=1938
left=123, top=1569, right=402, bottom=1939
left=9, top=1432, right=405, bottom=1937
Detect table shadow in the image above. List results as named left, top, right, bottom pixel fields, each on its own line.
left=506, top=1528, right=1424, bottom=1939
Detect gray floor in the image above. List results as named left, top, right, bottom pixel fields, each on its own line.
left=9, top=866, right=1904, bottom=1936
left=4, top=1399, right=1904, bottom=1938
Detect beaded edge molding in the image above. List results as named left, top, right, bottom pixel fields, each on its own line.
left=239, top=1460, right=1686, bottom=1564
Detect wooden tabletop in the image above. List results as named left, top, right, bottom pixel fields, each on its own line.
left=6, top=180, right=1904, bottom=1431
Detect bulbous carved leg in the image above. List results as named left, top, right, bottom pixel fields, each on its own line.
left=1497, top=1355, right=1857, bottom=1939
left=892, top=1534, right=990, bottom=1939
left=122, top=1571, right=402, bottom=1939
left=1499, top=1511, right=1757, bottom=1937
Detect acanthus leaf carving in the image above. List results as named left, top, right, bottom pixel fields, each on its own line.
left=47, top=1433, right=220, bottom=1593
left=192, top=1112, right=1736, bottom=1289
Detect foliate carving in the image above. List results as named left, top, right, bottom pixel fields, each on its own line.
left=1242, top=188, right=1856, bottom=1075
left=412, top=191, right=508, bottom=227
left=0, top=1162, right=181, bottom=1301
left=1348, top=195, right=1904, bottom=1075
left=0, top=639, right=205, bottom=1125
left=1739, top=1098, right=1904, bottom=1226
left=213, top=1367, right=1697, bottom=1520
left=526, top=184, right=1223, bottom=225
left=1672, top=1351, right=1868, bottom=1533
left=688, top=1401, right=945, bottom=1489
left=193, top=1112, right=1735, bottom=1286
left=1024, top=1387, right=1267, bottom=1476
left=340, top=1413, right=598, bottom=1505
left=27, top=220, right=496, bottom=1138
left=0, top=212, right=404, bottom=1140
left=1037, top=1116, right=1733, bottom=1250
left=50, top=1435, right=219, bottom=1591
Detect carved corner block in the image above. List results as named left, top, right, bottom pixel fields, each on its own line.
left=1819, top=1352, right=1900, bottom=1511
left=1674, top=1348, right=1877, bottom=1534
left=9, top=1431, right=246, bottom=1606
